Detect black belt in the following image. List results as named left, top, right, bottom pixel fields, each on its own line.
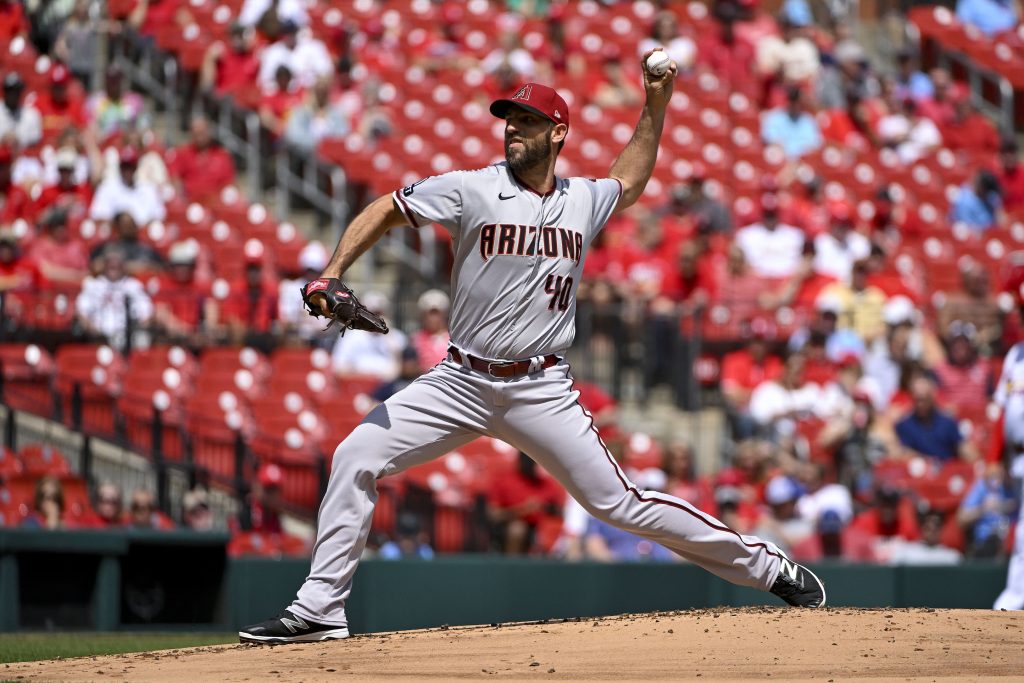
left=447, top=346, right=559, bottom=378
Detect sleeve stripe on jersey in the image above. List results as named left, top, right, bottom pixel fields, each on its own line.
left=392, top=191, right=420, bottom=228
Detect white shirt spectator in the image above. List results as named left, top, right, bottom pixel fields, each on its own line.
left=480, top=47, right=537, bottom=79
left=796, top=482, right=853, bottom=526
left=749, top=379, right=823, bottom=425
left=639, top=36, right=697, bottom=70
left=877, top=113, right=941, bottom=164
left=89, top=175, right=166, bottom=225
left=238, top=0, right=309, bottom=28
left=258, top=34, right=333, bottom=89
left=756, top=35, right=820, bottom=83
left=0, top=100, right=42, bottom=149
left=75, top=275, right=154, bottom=347
left=332, top=328, right=409, bottom=380
left=735, top=221, right=805, bottom=278
left=813, top=231, right=871, bottom=282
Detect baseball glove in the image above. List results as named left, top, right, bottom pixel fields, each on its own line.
left=300, top=278, right=389, bottom=335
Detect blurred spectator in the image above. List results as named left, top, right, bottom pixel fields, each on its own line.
left=370, top=347, right=422, bottom=403
left=90, top=212, right=162, bottom=274
left=354, top=78, right=393, bottom=141
left=849, top=485, right=921, bottom=541
left=53, top=0, right=99, bottom=86
left=749, top=351, right=823, bottom=435
left=916, top=69, right=957, bottom=126
left=818, top=260, right=888, bottom=344
left=238, top=0, right=308, bottom=32
left=760, top=86, right=823, bottom=159
left=128, top=488, right=172, bottom=529
left=721, top=317, right=783, bottom=438
left=257, top=21, right=332, bottom=91
left=994, top=138, right=1024, bottom=212
left=20, top=476, right=65, bottom=529
left=950, top=169, right=1003, bottom=233
left=639, top=11, right=696, bottom=72
left=589, top=47, right=643, bottom=109
left=481, top=30, right=537, bottom=81
left=817, top=39, right=877, bottom=111
left=101, top=127, right=169, bottom=188
left=244, top=463, right=284, bottom=533
left=697, top=2, right=756, bottom=96
left=75, top=248, right=154, bottom=350
left=183, top=487, right=214, bottom=531
left=661, top=441, right=715, bottom=514
left=0, top=145, right=30, bottom=224
left=0, top=231, right=41, bottom=296
left=813, top=204, right=871, bottom=283
left=32, top=147, right=92, bottom=222
left=863, top=296, right=924, bottom=408
left=956, top=0, right=1018, bottom=36
left=933, top=321, right=993, bottom=414
left=331, top=292, right=407, bottom=379
left=200, top=22, right=260, bottom=97
left=755, top=16, right=820, bottom=90
left=93, top=481, right=122, bottom=527
left=574, top=379, right=619, bottom=433
left=820, top=381, right=888, bottom=496
left=754, top=474, right=814, bottom=555
left=958, top=462, right=1017, bottom=558
left=661, top=169, right=733, bottom=235
left=712, top=243, right=764, bottom=323
left=412, top=12, right=473, bottom=74
left=893, top=49, right=934, bottom=102
left=33, top=66, right=87, bottom=142
left=584, top=468, right=677, bottom=562
left=151, top=240, right=216, bottom=343
left=488, top=452, right=564, bottom=555
left=221, top=249, right=278, bottom=346
left=27, top=209, right=88, bottom=285
left=935, top=261, right=1002, bottom=353
left=378, top=512, right=435, bottom=560
left=89, top=147, right=166, bottom=226
left=941, top=89, right=1000, bottom=154
left=876, top=97, right=941, bottom=164
left=284, top=76, right=351, bottom=153
left=412, top=289, right=451, bottom=371
left=0, top=72, right=41, bottom=149
left=85, top=65, right=146, bottom=140
left=278, top=241, right=330, bottom=347
left=781, top=174, right=828, bottom=237
left=735, top=194, right=804, bottom=278
left=0, top=0, right=27, bottom=42
left=167, top=116, right=235, bottom=201
left=885, top=511, right=962, bottom=565
left=258, top=65, right=304, bottom=138
left=895, top=375, right=977, bottom=461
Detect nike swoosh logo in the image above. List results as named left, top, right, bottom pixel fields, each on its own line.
left=498, top=193, right=515, bottom=200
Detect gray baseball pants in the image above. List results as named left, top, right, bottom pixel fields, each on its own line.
left=290, top=358, right=785, bottom=626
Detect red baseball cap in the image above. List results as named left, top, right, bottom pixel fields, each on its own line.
left=50, top=65, right=70, bottom=86
left=490, top=83, right=570, bottom=128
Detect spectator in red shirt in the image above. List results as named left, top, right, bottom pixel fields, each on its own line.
left=0, top=0, right=27, bottom=41
left=488, top=452, right=565, bottom=555
left=994, top=138, right=1024, bottom=213
left=152, top=240, right=217, bottom=344
left=259, top=65, right=304, bottom=138
left=167, top=115, right=235, bottom=202
left=19, top=476, right=66, bottom=530
left=933, top=320, right=993, bottom=415
left=200, top=22, right=260, bottom=99
left=588, top=46, right=644, bottom=110
left=222, top=248, right=278, bottom=345
left=33, top=66, right=87, bottom=143
left=26, top=209, right=88, bottom=285
left=92, top=482, right=123, bottom=528
left=0, top=145, right=30, bottom=225
left=849, top=485, right=921, bottom=541
left=698, top=2, right=756, bottom=97
left=411, top=288, right=450, bottom=371
left=916, top=69, right=957, bottom=126
left=662, top=440, right=716, bottom=515
left=243, top=463, right=284, bottom=533
left=126, top=488, right=174, bottom=530
left=574, top=379, right=619, bottom=436
left=713, top=242, right=766, bottom=324
left=721, top=317, right=783, bottom=438
left=941, top=89, right=999, bottom=154
left=0, top=231, right=41, bottom=293
left=32, top=147, right=92, bottom=223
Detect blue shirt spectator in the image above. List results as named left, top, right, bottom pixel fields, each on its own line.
left=895, top=377, right=966, bottom=460
left=762, top=85, right=823, bottom=159
left=585, top=518, right=676, bottom=562
left=956, top=0, right=1017, bottom=36
left=959, top=470, right=1017, bottom=548
left=950, top=169, right=1002, bottom=232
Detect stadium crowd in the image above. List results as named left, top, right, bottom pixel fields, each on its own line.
left=0, top=0, right=1020, bottom=564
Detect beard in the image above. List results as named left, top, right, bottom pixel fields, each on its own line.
left=505, top=134, right=552, bottom=174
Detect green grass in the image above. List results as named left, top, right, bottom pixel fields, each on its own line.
left=0, top=632, right=237, bottom=663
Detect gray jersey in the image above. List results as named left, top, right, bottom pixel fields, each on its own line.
left=392, top=161, right=621, bottom=360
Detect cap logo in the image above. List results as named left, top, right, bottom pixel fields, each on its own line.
left=553, top=109, right=561, bottom=119
left=512, top=84, right=532, bottom=100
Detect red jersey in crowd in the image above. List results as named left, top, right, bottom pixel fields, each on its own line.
left=412, top=328, right=449, bottom=370
left=720, top=349, right=783, bottom=405
left=0, top=255, right=43, bottom=291
left=167, top=142, right=236, bottom=201
left=33, top=90, right=87, bottom=141
left=933, top=359, right=992, bottom=416
left=488, top=467, right=564, bottom=527
left=941, top=113, right=999, bottom=154
left=696, top=32, right=756, bottom=97
left=994, top=162, right=1024, bottom=212
left=848, top=498, right=921, bottom=541
left=215, top=47, right=260, bottom=97
left=222, top=278, right=278, bottom=332
left=0, top=0, right=26, bottom=41
left=151, top=274, right=211, bottom=330
left=33, top=181, right=92, bottom=222
left=0, top=182, right=31, bottom=224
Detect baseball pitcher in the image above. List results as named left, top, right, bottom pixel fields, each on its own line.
left=240, top=49, right=825, bottom=644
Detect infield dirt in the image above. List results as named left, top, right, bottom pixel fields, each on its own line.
left=7, top=607, right=1024, bottom=681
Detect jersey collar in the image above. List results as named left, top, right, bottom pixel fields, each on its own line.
left=505, top=164, right=560, bottom=197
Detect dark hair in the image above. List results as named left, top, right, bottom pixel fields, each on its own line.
left=34, top=476, right=65, bottom=514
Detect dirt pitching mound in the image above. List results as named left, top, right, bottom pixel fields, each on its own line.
left=10, top=608, right=1024, bottom=681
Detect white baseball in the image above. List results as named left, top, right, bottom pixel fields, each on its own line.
left=645, top=51, right=671, bottom=76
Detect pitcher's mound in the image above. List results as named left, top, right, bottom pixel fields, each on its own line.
left=11, top=608, right=1024, bottom=681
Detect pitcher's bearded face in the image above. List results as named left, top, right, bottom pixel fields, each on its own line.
left=503, top=108, right=555, bottom=173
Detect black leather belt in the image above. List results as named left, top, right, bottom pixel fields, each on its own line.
left=447, top=346, right=559, bottom=378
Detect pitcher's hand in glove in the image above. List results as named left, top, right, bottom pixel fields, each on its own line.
left=301, top=278, right=389, bottom=335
